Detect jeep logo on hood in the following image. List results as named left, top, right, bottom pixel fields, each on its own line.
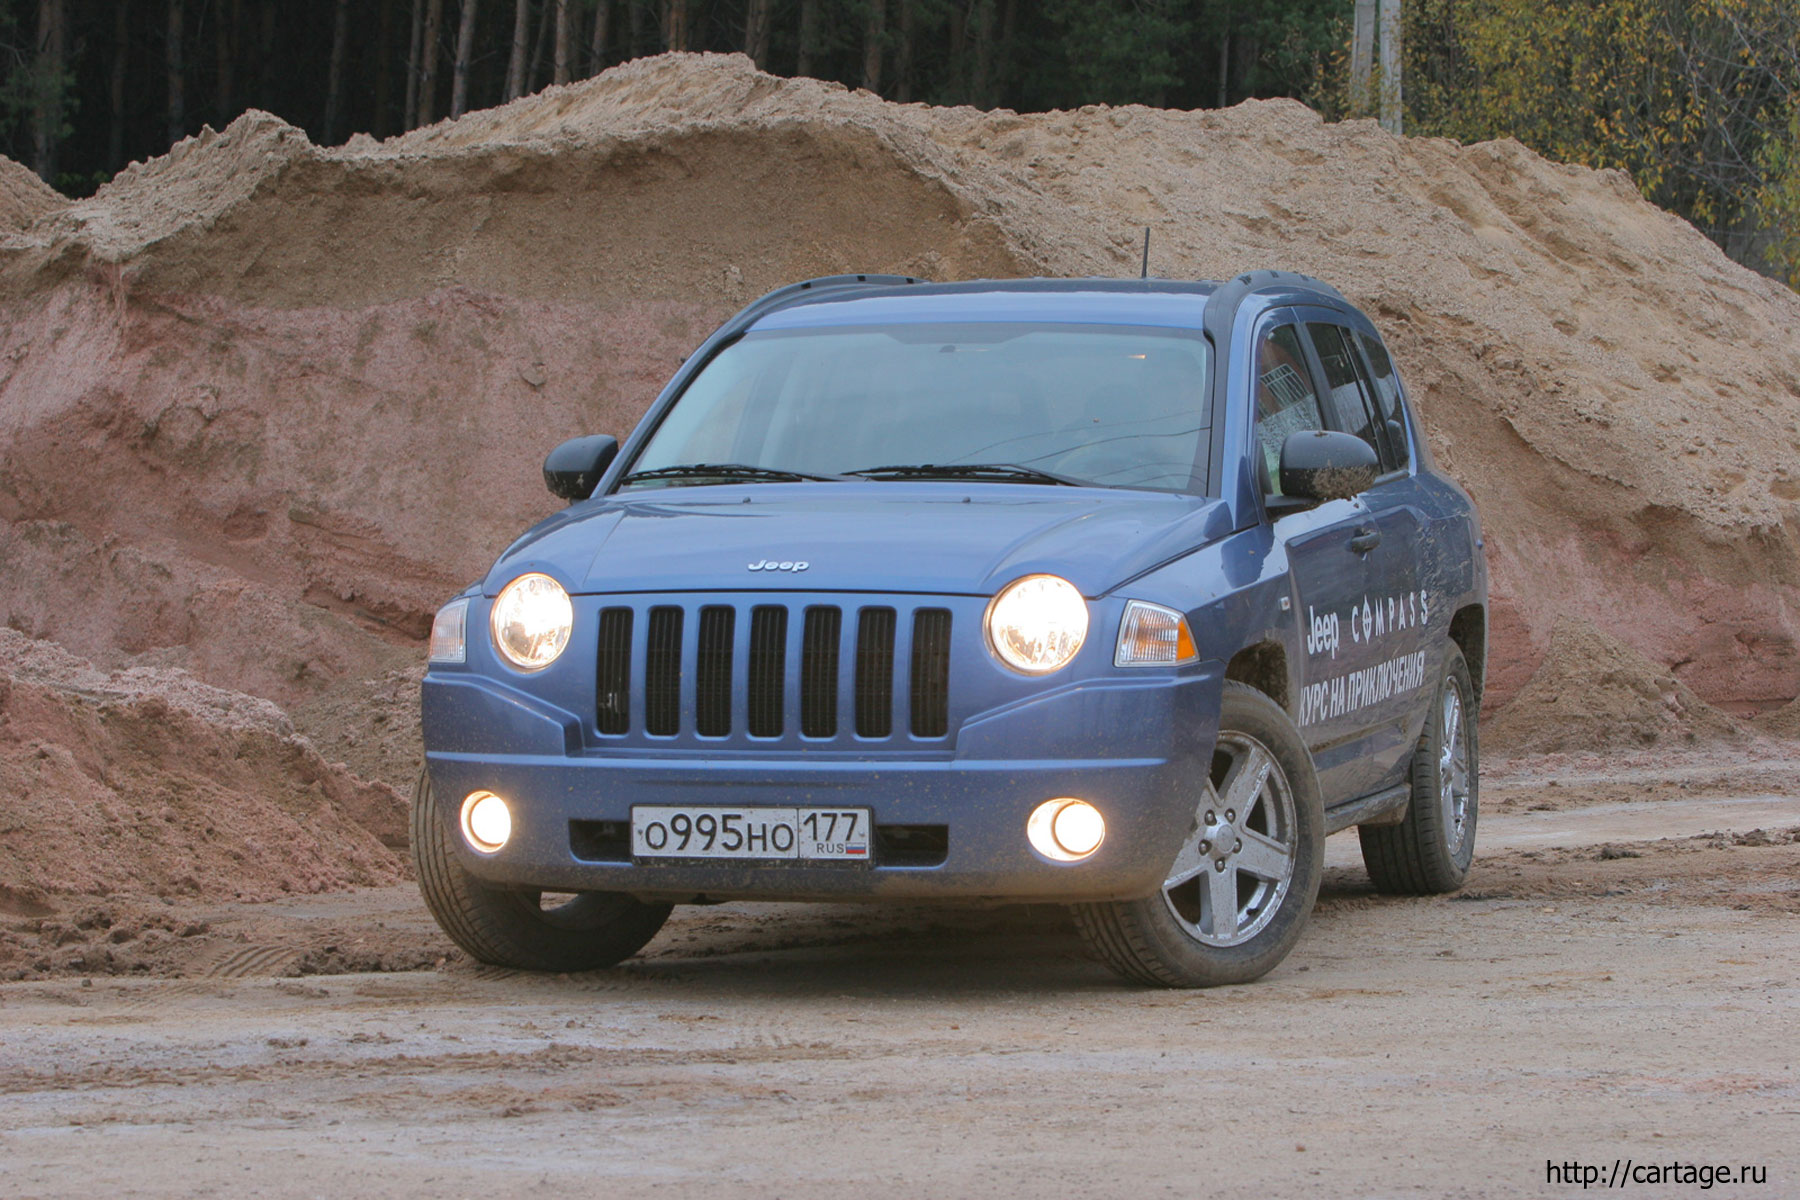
left=749, top=559, right=809, bottom=573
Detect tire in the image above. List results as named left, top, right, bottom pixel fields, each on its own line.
left=411, top=769, right=671, bottom=971
left=1359, top=644, right=1478, bottom=895
left=1072, top=682, right=1325, bottom=988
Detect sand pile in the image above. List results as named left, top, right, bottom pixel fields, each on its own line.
left=0, top=49, right=1793, bottom=843
left=0, top=158, right=62, bottom=232
left=1752, top=697, right=1800, bottom=739
left=0, top=630, right=407, bottom=906
left=1486, top=621, right=1748, bottom=753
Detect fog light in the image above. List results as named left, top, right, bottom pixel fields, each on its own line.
left=1027, top=798, right=1106, bottom=862
left=460, top=791, right=512, bottom=854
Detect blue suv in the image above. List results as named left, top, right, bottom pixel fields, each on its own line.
left=414, top=271, right=1487, bottom=987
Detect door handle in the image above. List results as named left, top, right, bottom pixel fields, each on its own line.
left=1348, top=526, right=1382, bottom=554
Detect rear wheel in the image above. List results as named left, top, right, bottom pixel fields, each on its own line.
left=412, top=770, right=671, bottom=971
left=1359, top=645, right=1478, bottom=894
left=1073, top=682, right=1324, bottom=987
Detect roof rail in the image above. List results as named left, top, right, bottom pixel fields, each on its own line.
left=1217, top=268, right=1345, bottom=305
left=1200, top=268, right=1347, bottom=347
left=730, top=273, right=925, bottom=330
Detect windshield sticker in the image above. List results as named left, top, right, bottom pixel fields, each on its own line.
left=1299, top=648, right=1430, bottom=727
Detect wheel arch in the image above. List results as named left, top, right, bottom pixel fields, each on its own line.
left=1224, top=639, right=1291, bottom=716
left=1448, top=604, right=1486, bottom=706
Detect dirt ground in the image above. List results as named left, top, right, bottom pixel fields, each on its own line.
left=1, top=751, right=1795, bottom=1199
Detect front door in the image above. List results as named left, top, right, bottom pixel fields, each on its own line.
left=1252, top=316, right=1391, bottom=806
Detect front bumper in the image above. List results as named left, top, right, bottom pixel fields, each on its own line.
left=423, top=667, right=1222, bottom=903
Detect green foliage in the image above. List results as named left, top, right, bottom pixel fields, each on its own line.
left=1036, top=0, right=1189, bottom=108
left=1758, top=104, right=1800, bottom=286
left=1385, top=0, right=1800, bottom=285
left=1232, top=0, right=1348, bottom=109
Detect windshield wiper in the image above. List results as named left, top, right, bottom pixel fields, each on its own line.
left=846, top=462, right=1086, bottom=486
left=620, top=463, right=847, bottom=486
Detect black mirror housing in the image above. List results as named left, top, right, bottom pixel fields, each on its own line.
left=1278, top=430, right=1378, bottom=502
left=543, top=435, right=619, bottom=502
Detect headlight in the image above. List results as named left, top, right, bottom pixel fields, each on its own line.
left=427, top=597, right=469, bottom=664
left=490, top=573, right=573, bottom=671
left=985, top=574, right=1088, bottom=675
left=1114, top=600, right=1199, bottom=667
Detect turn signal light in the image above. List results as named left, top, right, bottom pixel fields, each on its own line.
left=1114, top=600, right=1199, bottom=666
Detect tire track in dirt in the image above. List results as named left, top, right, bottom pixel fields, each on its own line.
left=206, top=944, right=303, bottom=979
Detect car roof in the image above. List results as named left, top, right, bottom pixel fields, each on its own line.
left=749, top=279, right=1211, bottom=332
left=743, top=274, right=1351, bottom=335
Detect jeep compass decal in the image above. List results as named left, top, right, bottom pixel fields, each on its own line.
left=1307, top=589, right=1431, bottom=660
left=1299, top=648, right=1431, bottom=727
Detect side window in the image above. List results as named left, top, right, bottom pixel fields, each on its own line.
left=1254, top=324, right=1324, bottom=496
left=1356, top=331, right=1411, bottom=469
left=1307, top=323, right=1389, bottom=467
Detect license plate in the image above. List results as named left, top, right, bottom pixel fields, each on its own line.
left=630, top=806, right=872, bottom=861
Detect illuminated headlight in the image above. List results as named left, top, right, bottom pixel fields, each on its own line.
left=427, top=598, right=469, bottom=664
left=1114, top=600, right=1199, bottom=667
left=490, top=573, right=573, bottom=671
left=985, top=574, right=1088, bottom=675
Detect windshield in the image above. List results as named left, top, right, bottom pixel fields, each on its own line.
left=622, top=322, right=1213, bottom=493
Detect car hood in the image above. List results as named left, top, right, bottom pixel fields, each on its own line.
left=483, top=483, right=1234, bottom=599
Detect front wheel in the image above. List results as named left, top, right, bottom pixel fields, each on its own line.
left=1359, top=644, right=1478, bottom=894
left=1073, top=682, right=1325, bottom=987
left=412, top=770, right=671, bottom=971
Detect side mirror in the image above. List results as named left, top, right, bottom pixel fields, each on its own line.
left=1278, top=430, right=1378, bottom=502
left=543, top=435, right=619, bottom=502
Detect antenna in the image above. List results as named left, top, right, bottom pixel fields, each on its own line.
left=1140, top=227, right=1151, bottom=279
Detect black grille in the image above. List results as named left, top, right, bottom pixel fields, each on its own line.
left=801, top=607, right=841, bottom=738
left=747, top=606, right=787, bottom=738
left=874, top=824, right=950, bottom=867
left=909, top=608, right=952, bottom=738
left=855, top=607, right=897, bottom=738
left=595, top=607, right=633, bottom=735
left=598, top=600, right=946, bottom=742
left=569, top=820, right=631, bottom=863
left=644, top=606, right=683, bottom=737
left=695, top=606, right=735, bottom=737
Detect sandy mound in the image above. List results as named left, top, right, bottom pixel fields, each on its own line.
left=1752, top=697, right=1800, bottom=739
left=288, top=663, right=426, bottom=794
left=0, top=157, right=62, bottom=231
left=1485, top=621, right=1748, bottom=753
left=0, top=630, right=407, bottom=906
left=0, top=50, right=1794, bottom=848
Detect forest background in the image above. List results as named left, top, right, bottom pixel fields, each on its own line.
left=2, top=0, right=1797, bottom=285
